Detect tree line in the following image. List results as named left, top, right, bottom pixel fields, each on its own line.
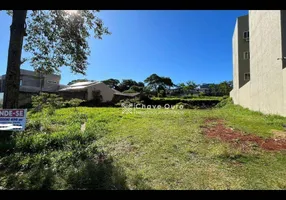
left=68, top=74, right=233, bottom=97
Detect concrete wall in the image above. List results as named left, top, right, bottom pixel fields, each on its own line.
left=87, top=82, right=114, bottom=102
left=231, top=11, right=286, bottom=116
left=0, top=69, right=60, bottom=93
left=238, top=82, right=251, bottom=109
left=42, top=74, right=61, bottom=92
left=231, top=18, right=239, bottom=104
left=249, top=10, right=285, bottom=116
left=237, top=15, right=250, bottom=88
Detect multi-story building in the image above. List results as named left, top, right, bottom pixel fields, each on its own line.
left=0, top=69, right=62, bottom=107
left=0, top=69, right=61, bottom=93
left=230, top=10, right=286, bottom=116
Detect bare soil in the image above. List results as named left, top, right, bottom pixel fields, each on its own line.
left=202, top=119, right=286, bottom=151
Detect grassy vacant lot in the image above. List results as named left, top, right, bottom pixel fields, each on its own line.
left=1, top=103, right=286, bottom=190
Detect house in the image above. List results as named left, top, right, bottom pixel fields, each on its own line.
left=0, top=69, right=61, bottom=107
left=0, top=69, right=140, bottom=107
left=230, top=10, right=286, bottom=116
left=58, top=81, right=140, bottom=103
left=0, top=69, right=61, bottom=93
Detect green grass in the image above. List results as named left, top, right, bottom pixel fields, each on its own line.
left=1, top=103, right=286, bottom=189
left=152, top=96, right=224, bottom=101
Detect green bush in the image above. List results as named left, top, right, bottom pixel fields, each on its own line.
left=115, top=97, right=144, bottom=107
left=157, top=90, right=166, bottom=97
left=215, top=97, right=233, bottom=108
left=198, top=92, right=205, bottom=97
left=66, top=98, right=85, bottom=111
left=31, top=93, right=65, bottom=115
left=175, top=102, right=194, bottom=109
left=122, top=89, right=137, bottom=94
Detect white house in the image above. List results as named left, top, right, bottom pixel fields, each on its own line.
left=58, top=81, right=140, bottom=102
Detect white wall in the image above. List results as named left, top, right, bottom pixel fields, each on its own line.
left=238, top=82, right=251, bottom=109
left=249, top=10, right=285, bottom=116
left=87, top=82, right=114, bottom=102
left=230, top=19, right=239, bottom=104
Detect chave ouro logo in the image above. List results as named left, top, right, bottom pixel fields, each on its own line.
left=121, top=103, right=184, bottom=114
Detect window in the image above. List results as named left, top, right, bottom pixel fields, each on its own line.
left=243, top=51, right=250, bottom=60
left=244, top=73, right=250, bottom=81
left=19, top=79, right=23, bottom=86
left=243, top=31, right=249, bottom=41
left=47, top=80, right=57, bottom=84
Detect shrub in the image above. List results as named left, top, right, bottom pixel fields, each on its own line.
left=175, top=102, right=193, bottom=109
left=31, top=93, right=65, bottom=115
left=215, top=97, right=233, bottom=108
left=157, top=90, right=166, bottom=97
left=122, top=89, right=137, bottom=93
left=198, top=92, right=205, bottom=97
left=116, top=97, right=144, bottom=107
left=66, top=98, right=85, bottom=111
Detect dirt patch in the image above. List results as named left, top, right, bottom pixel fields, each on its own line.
left=202, top=119, right=286, bottom=151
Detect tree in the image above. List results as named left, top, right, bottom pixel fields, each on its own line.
left=2, top=10, right=110, bottom=108
left=102, top=78, right=120, bottom=89
left=217, top=81, right=233, bottom=96
left=130, top=85, right=143, bottom=92
left=137, top=82, right=145, bottom=88
left=161, top=77, right=174, bottom=89
left=67, top=78, right=89, bottom=85
left=177, top=83, right=188, bottom=94
left=144, top=74, right=161, bottom=91
left=117, top=79, right=138, bottom=92
left=208, top=84, right=218, bottom=96
left=144, top=74, right=174, bottom=95
left=186, top=81, right=197, bottom=90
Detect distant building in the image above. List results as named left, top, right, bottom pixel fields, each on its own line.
left=58, top=81, right=140, bottom=102
left=0, top=69, right=61, bottom=107
left=0, top=69, right=139, bottom=107
left=0, top=69, right=61, bottom=93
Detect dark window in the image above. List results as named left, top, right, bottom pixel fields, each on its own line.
left=243, top=31, right=249, bottom=41
left=244, top=73, right=250, bottom=81
left=243, top=51, right=250, bottom=60
left=47, top=80, right=58, bottom=84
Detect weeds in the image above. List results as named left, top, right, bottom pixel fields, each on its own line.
left=1, top=104, right=286, bottom=189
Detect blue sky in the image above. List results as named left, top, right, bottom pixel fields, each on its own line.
left=0, top=10, right=248, bottom=86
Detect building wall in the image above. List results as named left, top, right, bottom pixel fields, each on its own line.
left=231, top=11, right=286, bottom=116
left=231, top=15, right=250, bottom=104
left=238, top=81, right=251, bottom=109
left=0, top=69, right=60, bottom=93
left=42, top=73, right=61, bottom=92
left=237, top=15, right=250, bottom=88
left=87, top=82, right=115, bottom=102
left=59, top=91, right=87, bottom=101
left=249, top=10, right=285, bottom=116
left=231, top=18, right=239, bottom=104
